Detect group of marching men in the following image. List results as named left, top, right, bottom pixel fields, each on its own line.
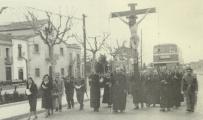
left=88, top=66, right=198, bottom=113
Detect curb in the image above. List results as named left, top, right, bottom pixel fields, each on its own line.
left=2, top=99, right=89, bottom=120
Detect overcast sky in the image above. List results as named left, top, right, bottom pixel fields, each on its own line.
left=0, top=0, right=202, bottom=64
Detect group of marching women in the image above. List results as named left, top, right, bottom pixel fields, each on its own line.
left=25, top=73, right=86, bottom=120
left=89, top=66, right=198, bottom=113
left=130, top=68, right=184, bottom=111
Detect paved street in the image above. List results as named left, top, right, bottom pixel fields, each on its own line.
left=18, top=74, right=203, bottom=120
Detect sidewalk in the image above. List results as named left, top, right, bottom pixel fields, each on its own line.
left=0, top=92, right=89, bottom=120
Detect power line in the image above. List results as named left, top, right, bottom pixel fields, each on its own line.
left=25, top=6, right=82, bottom=20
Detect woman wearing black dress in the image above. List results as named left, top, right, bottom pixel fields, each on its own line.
left=41, top=75, right=53, bottom=117
left=26, top=77, right=38, bottom=120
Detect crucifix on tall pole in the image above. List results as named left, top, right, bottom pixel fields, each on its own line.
left=111, top=3, right=156, bottom=75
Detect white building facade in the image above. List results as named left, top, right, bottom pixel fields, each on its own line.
left=0, top=20, right=82, bottom=85
left=0, top=34, right=13, bottom=82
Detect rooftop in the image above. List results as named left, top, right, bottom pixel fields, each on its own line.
left=154, top=43, right=178, bottom=48
left=0, top=34, right=12, bottom=41
left=0, top=19, right=47, bottom=32
left=65, top=43, right=81, bottom=49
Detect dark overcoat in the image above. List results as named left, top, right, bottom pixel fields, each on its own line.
left=89, top=74, right=101, bottom=109
left=112, top=72, right=127, bottom=111
left=102, top=77, right=112, bottom=104
left=27, top=83, right=38, bottom=112
left=41, top=81, right=53, bottom=109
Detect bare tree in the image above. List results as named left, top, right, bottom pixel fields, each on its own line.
left=104, top=39, right=127, bottom=59
left=75, top=33, right=110, bottom=72
left=25, top=11, right=74, bottom=77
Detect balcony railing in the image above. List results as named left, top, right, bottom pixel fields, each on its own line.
left=4, top=57, right=13, bottom=65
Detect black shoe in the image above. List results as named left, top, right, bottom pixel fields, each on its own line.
left=113, top=110, right=118, bottom=113
left=80, top=105, right=84, bottom=110
left=187, top=109, right=194, bottom=112
left=33, top=116, right=38, bottom=120
left=120, top=110, right=124, bottom=113
left=160, top=108, right=165, bottom=112
left=134, top=106, right=139, bottom=110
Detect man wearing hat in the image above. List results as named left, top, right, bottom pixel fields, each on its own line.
left=75, top=77, right=86, bottom=110
left=55, top=73, right=64, bottom=112
left=181, top=66, right=198, bottom=112
left=64, top=75, right=75, bottom=109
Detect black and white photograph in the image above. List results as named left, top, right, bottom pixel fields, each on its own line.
left=0, top=0, right=202, bottom=120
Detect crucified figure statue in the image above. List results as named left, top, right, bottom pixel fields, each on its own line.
left=115, top=8, right=152, bottom=49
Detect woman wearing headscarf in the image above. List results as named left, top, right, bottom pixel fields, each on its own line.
left=26, top=77, right=38, bottom=120
left=41, top=75, right=53, bottom=117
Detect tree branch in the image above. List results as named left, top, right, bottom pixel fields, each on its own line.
left=73, top=34, right=84, bottom=46
left=87, top=38, right=94, bottom=51
left=97, top=33, right=110, bottom=50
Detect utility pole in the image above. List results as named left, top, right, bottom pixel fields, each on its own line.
left=82, top=14, right=87, bottom=83
left=140, top=29, right=143, bottom=70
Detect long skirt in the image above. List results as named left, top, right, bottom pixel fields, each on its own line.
left=90, top=87, right=100, bottom=109
left=28, top=95, right=37, bottom=112
left=42, top=93, right=52, bottom=109
left=102, top=86, right=112, bottom=104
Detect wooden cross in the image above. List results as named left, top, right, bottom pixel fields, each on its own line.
left=111, top=3, right=155, bottom=21
left=111, top=3, right=156, bottom=75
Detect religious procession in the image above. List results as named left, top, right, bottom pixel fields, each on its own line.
left=88, top=64, right=198, bottom=113
left=27, top=61, right=198, bottom=119
left=0, top=1, right=202, bottom=120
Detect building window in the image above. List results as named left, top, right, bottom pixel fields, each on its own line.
left=77, top=54, right=80, bottom=61
left=60, top=48, right=64, bottom=56
left=69, top=53, right=72, bottom=61
left=77, top=54, right=80, bottom=66
left=6, top=48, right=9, bottom=58
left=6, top=67, right=12, bottom=81
left=35, top=68, right=40, bottom=77
left=34, top=44, right=39, bottom=53
left=61, top=68, right=65, bottom=76
left=169, top=47, right=176, bottom=53
left=18, top=44, right=22, bottom=58
left=18, top=68, right=24, bottom=80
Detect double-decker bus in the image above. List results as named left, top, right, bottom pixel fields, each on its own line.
left=153, top=43, right=183, bottom=69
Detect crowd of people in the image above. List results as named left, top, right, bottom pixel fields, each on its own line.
left=88, top=66, right=198, bottom=113
left=24, top=65, right=198, bottom=119
left=25, top=72, right=87, bottom=119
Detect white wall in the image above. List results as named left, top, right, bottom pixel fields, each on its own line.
left=27, top=36, right=49, bottom=85
left=0, top=29, right=82, bottom=85
left=12, top=39, right=28, bottom=81
left=54, top=43, right=69, bottom=78
left=0, top=42, right=12, bottom=81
